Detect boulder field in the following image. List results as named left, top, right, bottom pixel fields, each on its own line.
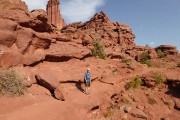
left=0, top=0, right=179, bottom=120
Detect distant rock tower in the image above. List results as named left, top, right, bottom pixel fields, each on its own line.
left=46, top=0, right=64, bottom=30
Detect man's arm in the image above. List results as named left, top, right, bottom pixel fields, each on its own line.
left=84, top=74, right=87, bottom=82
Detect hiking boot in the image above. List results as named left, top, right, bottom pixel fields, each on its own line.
left=83, top=91, right=88, bottom=95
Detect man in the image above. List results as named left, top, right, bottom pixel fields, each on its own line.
left=84, top=68, right=91, bottom=95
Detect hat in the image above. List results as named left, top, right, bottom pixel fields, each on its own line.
left=87, top=68, right=90, bottom=71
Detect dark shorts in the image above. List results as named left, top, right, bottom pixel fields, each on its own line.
left=85, top=81, right=90, bottom=87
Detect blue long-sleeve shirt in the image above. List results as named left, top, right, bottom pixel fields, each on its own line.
left=84, top=72, right=91, bottom=82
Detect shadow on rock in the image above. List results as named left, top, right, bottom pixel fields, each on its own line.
left=165, top=80, right=180, bottom=98
left=75, top=80, right=85, bottom=93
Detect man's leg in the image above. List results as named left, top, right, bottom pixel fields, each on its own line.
left=85, top=86, right=87, bottom=93
left=87, top=82, right=90, bottom=94
left=87, top=87, right=89, bottom=93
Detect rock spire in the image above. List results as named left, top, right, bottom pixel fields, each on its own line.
left=46, top=0, right=64, bottom=29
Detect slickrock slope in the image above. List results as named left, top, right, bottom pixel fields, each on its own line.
left=0, top=1, right=179, bottom=120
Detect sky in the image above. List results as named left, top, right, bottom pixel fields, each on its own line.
left=24, top=0, right=180, bottom=51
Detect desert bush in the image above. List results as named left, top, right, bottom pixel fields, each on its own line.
left=155, top=72, right=165, bottom=85
left=92, top=40, right=107, bottom=59
left=157, top=49, right=166, bottom=58
left=112, top=68, right=118, bottom=73
left=0, top=68, right=27, bottom=96
left=164, top=101, right=171, bottom=108
left=122, top=57, right=132, bottom=63
left=121, top=97, right=131, bottom=105
left=140, top=51, right=153, bottom=67
left=103, top=109, right=114, bottom=118
left=59, top=82, right=65, bottom=89
left=148, top=97, right=157, bottom=105
left=125, top=76, right=143, bottom=90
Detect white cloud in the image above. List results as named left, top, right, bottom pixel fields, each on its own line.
left=61, top=0, right=105, bottom=23
left=149, top=42, right=155, bottom=45
left=24, top=0, right=105, bottom=23
left=24, top=0, right=48, bottom=11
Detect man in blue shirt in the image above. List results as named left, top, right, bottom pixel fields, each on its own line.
left=84, top=68, right=91, bottom=95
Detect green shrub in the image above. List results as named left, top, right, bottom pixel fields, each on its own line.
left=155, top=72, right=165, bottom=85
left=144, top=60, right=153, bottom=67
left=125, top=76, right=143, bottom=90
left=92, top=40, right=107, bottom=59
left=140, top=52, right=153, bottom=67
left=157, top=49, right=166, bottom=58
left=141, top=51, right=149, bottom=62
left=0, top=68, right=27, bottom=96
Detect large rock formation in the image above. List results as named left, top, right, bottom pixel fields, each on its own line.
left=0, top=0, right=28, bottom=11
left=156, top=45, right=179, bottom=56
left=61, top=11, right=136, bottom=56
left=46, top=0, right=65, bottom=30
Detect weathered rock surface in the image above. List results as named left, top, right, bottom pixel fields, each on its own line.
left=0, top=45, right=23, bottom=67
left=0, top=0, right=28, bottom=11
left=129, top=108, right=148, bottom=119
left=126, top=46, right=158, bottom=61
left=54, top=87, right=66, bottom=101
left=156, top=45, right=179, bottom=56
left=174, top=98, right=180, bottom=110
left=35, top=71, right=59, bottom=93
left=0, top=1, right=180, bottom=120
left=62, top=11, right=136, bottom=53
left=19, top=9, right=51, bottom=32
left=46, top=42, right=91, bottom=60
left=16, top=27, right=34, bottom=53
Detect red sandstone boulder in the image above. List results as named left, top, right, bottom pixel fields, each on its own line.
left=141, top=71, right=162, bottom=87
left=19, top=9, right=51, bottom=32
left=129, top=108, right=147, bottom=119
left=0, top=18, right=18, bottom=31
left=35, top=71, right=59, bottom=93
left=28, top=84, right=51, bottom=96
left=0, top=45, right=23, bottom=67
left=56, top=34, right=72, bottom=42
left=14, top=66, right=37, bottom=86
left=0, top=18, right=18, bottom=47
left=23, top=49, right=45, bottom=66
left=156, top=45, right=179, bottom=56
left=54, top=87, right=66, bottom=101
left=0, top=30, right=16, bottom=47
left=31, top=37, right=51, bottom=50
left=16, top=27, right=34, bottom=53
left=126, top=46, right=158, bottom=61
left=31, top=9, right=48, bottom=23
left=45, top=42, right=91, bottom=60
left=60, top=28, right=93, bottom=45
